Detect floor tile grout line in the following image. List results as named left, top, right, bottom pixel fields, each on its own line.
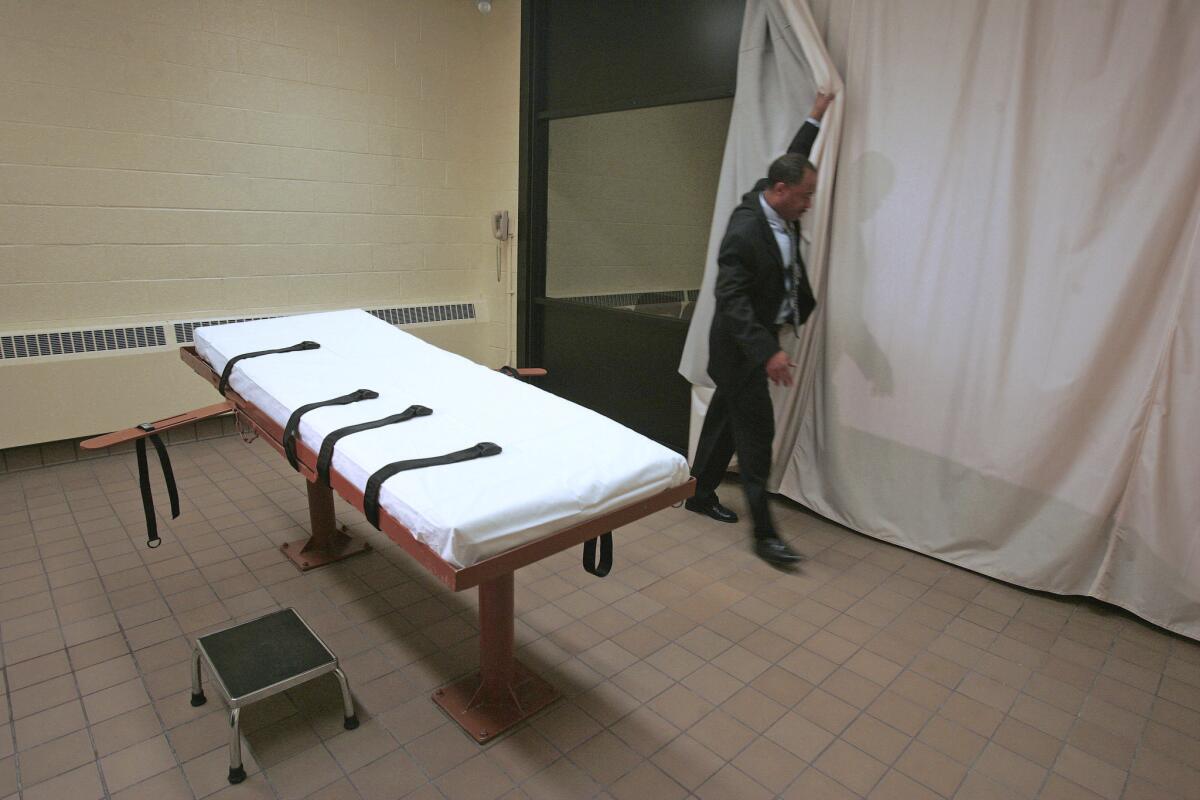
left=0, top=475, right=42, bottom=800
left=56, top=459, right=178, bottom=800
left=6, top=438, right=1200, bottom=800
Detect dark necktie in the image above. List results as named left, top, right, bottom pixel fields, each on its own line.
left=788, top=222, right=801, bottom=326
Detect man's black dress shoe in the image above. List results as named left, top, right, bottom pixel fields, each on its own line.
left=755, top=536, right=804, bottom=566
left=684, top=497, right=739, bottom=523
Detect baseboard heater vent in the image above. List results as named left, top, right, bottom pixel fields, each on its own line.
left=175, top=303, right=476, bottom=343
left=2, top=304, right=478, bottom=362
left=366, top=303, right=476, bottom=327
left=174, top=316, right=277, bottom=344
left=0, top=325, right=168, bottom=361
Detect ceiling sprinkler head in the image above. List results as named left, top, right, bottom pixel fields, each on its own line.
left=476, top=0, right=492, bottom=13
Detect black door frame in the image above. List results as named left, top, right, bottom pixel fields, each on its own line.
left=516, top=0, right=744, bottom=451
left=516, top=0, right=546, bottom=369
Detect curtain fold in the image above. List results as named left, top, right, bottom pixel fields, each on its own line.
left=679, top=0, right=843, bottom=471
left=683, top=0, right=1200, bottom=639
left=776, top=0, right=1200, bottom=639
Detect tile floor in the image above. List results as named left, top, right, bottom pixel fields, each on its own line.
left=1, top=434, right=1198, bottom=800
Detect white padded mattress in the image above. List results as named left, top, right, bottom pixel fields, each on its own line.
left=194, top=310, right=690, bottom=568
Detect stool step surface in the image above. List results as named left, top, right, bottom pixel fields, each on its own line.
left=198, top=608, right=335, bottom=701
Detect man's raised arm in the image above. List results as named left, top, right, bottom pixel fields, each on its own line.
left=787, top=91, right=834, bottom=159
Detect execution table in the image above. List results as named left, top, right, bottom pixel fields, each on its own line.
left=87, top=310, right=694, bottom=742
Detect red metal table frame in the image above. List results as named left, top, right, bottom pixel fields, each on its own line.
left=178, top=345, right=695, bottom=742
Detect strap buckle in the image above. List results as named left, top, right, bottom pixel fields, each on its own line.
left=283, top=388, right=381, bottom=470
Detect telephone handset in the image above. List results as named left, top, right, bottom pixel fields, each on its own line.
left=491, top=210, right=510, bottom=281
left=491, top=210, right=510, bottom=241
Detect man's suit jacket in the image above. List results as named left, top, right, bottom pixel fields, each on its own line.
left=707, top=121, right=819, bottom=390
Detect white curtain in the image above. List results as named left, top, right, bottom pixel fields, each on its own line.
left=685, top=0, right=1200, bottom=639
left=680, top=0, right=844, bottom=462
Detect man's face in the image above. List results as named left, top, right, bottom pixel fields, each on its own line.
left=772, top=170, right=818, bottom=221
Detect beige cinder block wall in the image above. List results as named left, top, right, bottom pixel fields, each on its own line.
left=0, top=0, right=521, bottom=449
left=463, top=0, right=520, bottom=371
left=546, top=98, right=731, bottom=299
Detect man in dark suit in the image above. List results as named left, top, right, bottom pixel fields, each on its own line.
left=686, top=92, right=833, bottom=566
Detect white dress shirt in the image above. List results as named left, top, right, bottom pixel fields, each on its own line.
left=760, top=193, right=797, bottom=325
left=761, top=116, right=820, bottom=325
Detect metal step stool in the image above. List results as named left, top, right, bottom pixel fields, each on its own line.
left=190, top=607, right=358, bottom=784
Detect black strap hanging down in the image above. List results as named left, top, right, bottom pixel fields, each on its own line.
left=363, top=442, right=502, bottom=529
left=134, top=424, right=180, bottom=548
left=582, top=532, right=614, bottom=577
left=217, top=340, right=320, bottom=396
left=282, top=389, right=380, bottom=470
left=315, top=405, right=433, bottom=487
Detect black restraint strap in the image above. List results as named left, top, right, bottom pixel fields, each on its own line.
left=217, top=340, right=320, bottom=396
left=315, top=405, right=433, bottom=486
left=134, top=424, right=180, bottom=548
left=363, top=442, right=502, bottom=529
left=282, top=389, right=380, bottom=470
left=582, top=532, right=614, bottom=577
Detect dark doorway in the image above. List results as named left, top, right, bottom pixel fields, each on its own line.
left=518, top=0, right=745, bottom=453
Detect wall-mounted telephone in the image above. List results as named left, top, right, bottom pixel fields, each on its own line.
left=492, top=210, right=510, bottom=282
left=491, top=210, right=510, bottom=241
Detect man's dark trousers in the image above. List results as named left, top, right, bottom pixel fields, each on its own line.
left=691, top=118, right=820, bottom=541
left=691, top=370, right=775, bottom=537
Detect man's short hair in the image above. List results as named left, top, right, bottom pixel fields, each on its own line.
left=767, top=153, right=816, bottom=187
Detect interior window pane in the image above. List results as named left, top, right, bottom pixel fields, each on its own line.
left=546, top=98, right=733, bottom=320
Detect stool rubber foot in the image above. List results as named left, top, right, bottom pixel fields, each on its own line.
left=228, top=766, right=246, bottom=784
left=190, top=692, right=207, bottom=707
left=344, top=715, right=359, bottom=730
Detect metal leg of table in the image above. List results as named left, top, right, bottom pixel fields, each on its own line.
left=280, top=480, right=371, bottom=572
left=432, top=572, right=559, bottom=743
